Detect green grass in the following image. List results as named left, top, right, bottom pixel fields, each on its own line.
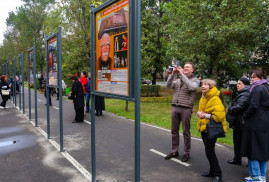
left=105, top=98, right=234, bottom=146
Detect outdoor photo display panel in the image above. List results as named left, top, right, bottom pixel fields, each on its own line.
left=28, top=50, right=34, bottom=84
left=47, top=36, right=58, bottom=86
left=95, top=0, right=129, bottom=96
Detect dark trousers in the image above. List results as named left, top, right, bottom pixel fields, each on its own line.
left=201, top=132, right=222, bottom=177
left=171, top=105, right=192, bottom=155
left=75, top=107, right=84, bottom=122
left=44, top=88, right=52, bottom=105
left=233, top=129, right=242, bottom=162
left=85, top=92, right=90, bottom=112
left=0, top=98, right=8, bottom=107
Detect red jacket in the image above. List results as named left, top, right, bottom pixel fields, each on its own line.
left=79, top=77, right=87, bottom=94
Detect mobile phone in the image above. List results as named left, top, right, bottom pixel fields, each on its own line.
left=176, top=60, right=180, bottom=67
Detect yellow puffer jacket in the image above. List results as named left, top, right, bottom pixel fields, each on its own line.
left=196, top=87, right=227, bottom=133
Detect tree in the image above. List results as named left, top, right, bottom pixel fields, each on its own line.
left=165, top=0, right=268, bottom=84
left=3, top=0, right=56, bottom=74
left=141, top=0, right=171, bottom=85
left=44, top=0, right=104, bottom=79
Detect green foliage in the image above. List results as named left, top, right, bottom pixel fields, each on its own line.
left=141, top=0, right=171, bottom=84
left=140, top=96, right=172, bottom=103
left=141, top=84, right=160, bottom=97
left=105, top=97, right=234, bottom=146
left=164, top=0, right=269, bottom=83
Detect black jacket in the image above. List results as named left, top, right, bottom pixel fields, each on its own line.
left=241, top=83, right=269, bottom=161
left=69, top=80, right=84, bottom=109
left=227, top=85, right=250, bottom=130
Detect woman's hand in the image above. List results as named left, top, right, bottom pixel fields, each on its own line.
left=197, top=111, right=206, bottom=119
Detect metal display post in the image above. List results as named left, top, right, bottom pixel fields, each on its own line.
left=33, top=45, right=38, bottom=127
left=18, top=55, right=22, bottom=111
left=90, top=5, right=96, bottom=181
left=13, top=57, right=17, bottom=108
left=28, top=52, right=32, bottom=121
left=22, top=53, right=25, bottom=114
left=134, top=1, right=141, bottom=181
left=12, top=60, right=15, bottom=104
left=58, top=27, right=64, bottom=152
left=45, top=36, right=50, bottom=139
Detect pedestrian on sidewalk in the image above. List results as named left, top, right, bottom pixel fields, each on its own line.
left=165, top=62, right=200, bottom=162
left=197, top=79, right=227, bottom=182
left=68, top=75, right=84, bottom=123
left=43, top=76, right=52, bottom=106
left=56, top=80, right=66, bottom=100
left=85, top=72, right=91, bottom=113
left=38, top=74, right=44, bottom=93
left=95, top=95, right=105, bottom=116
left=242, top=69, right=269, bottom=182
left=79, top=71, right=87, bottom=116
left=0, top=75, right=10, bottom=109
left=226, top=78, right=250, bottom=166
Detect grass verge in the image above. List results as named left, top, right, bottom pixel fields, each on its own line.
left=105, top=98, right=233, bottom=146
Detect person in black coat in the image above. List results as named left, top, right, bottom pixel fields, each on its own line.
left=226, top=78, right=250, bottom=165
left=68, top=75, right=85, bottom=123
left=95, top=96, right=105, bottom=116
left=0, top=75, right=10, bottom=108
left=241, top=69, right=269, bottom=182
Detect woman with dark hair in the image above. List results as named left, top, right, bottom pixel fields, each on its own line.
left=226, top=78, right=250, bottom=165
left=0, top=75, right=10, bottom=109
left=68, top=75, right=85, bottom=123
left=79, top=71, right=87, bottom=95
left=242, top=69, right=269, bottom=182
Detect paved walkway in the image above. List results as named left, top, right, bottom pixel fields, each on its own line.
left=1, top=90, right=268, bottom=182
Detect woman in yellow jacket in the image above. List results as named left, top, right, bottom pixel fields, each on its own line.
left=197, top=79, right=227, bottom=182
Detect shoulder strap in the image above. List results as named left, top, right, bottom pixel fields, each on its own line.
left=261, top=85, right=269, bottom=96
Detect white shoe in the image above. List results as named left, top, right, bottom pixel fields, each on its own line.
left=0, top=106, right=4, bottom=109
left=245, top=176, right=263, bottom=182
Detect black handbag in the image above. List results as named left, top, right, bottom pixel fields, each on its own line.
left=206, top=116, right=225, bottom=139
left=226, top=112, right=237, bottom=125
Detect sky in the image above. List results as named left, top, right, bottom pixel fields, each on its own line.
left=0, top=0, right=24, bottom=45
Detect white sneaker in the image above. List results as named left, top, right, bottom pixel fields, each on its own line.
left=0, top=106, right=4, bottom=109
left=245, top=176, right=263, bottom=182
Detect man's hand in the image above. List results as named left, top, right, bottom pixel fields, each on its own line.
left=172, top=66, right=178, bottom=75
left=177, top=66, right=184, bottom=75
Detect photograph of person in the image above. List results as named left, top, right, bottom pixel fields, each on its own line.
left=99, top=33, right=112, bottom=70
left=47, top=39, right=57, bottom=86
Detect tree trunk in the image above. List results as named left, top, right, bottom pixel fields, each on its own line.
left=125, top=100, right=128, bottom=111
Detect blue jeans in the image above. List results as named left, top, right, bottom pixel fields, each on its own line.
left=248, top=159, right=268, bottom=179
left=85, top=92, right=90, bottom=112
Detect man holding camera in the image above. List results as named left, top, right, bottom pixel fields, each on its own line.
left=165, top=62, right=200, bottom=162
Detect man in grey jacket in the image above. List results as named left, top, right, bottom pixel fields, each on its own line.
left=165, top=62, right=200, bottom=162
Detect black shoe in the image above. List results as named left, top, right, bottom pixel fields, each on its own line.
left=201, top=171, right=214, bottom=177
left=72, top=120, right=77, bottom=123
left=95, top=110, right=102, bottom=116
left=164, top=152, right=178, bottom=160
left=181, top=154, right=189, bottom=162
left=45, top=104, right=52, bottom=106
left=86, top=111, right=89, bottom=113
left=212, top=176, right=222, bottom=182
left=227, top=159, right=241, bottom=165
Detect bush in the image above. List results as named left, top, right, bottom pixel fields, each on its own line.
left=141, top=85, right=160, bottom=97
left=140, top=96, right=172, bottom=103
